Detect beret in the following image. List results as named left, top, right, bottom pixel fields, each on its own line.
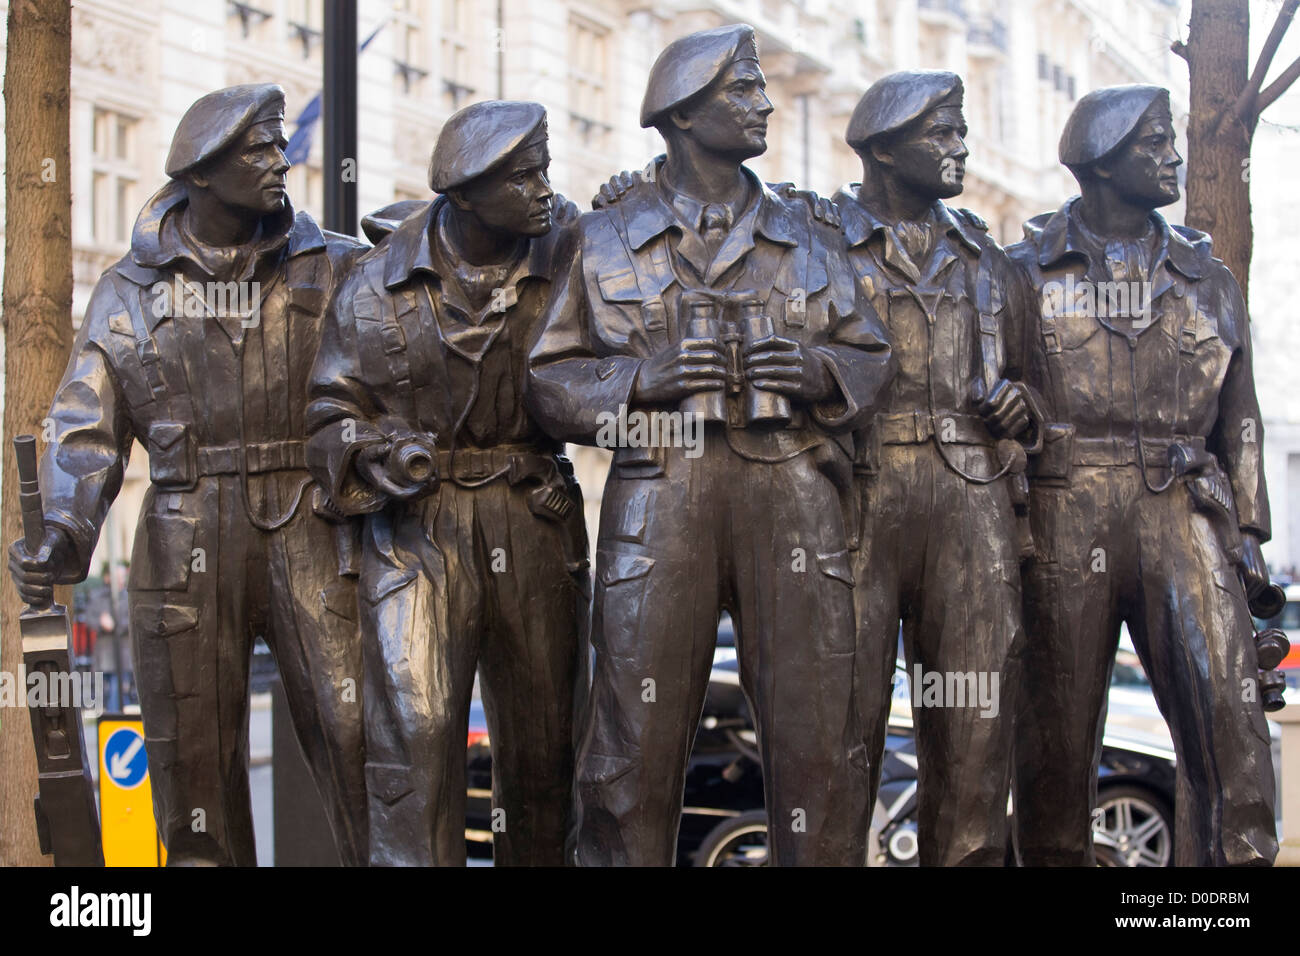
left=846, top=70, right=963, bottom=149
left=166, top=83, right=285, bottom=179
left=640, top=23, right=759, bottom=129
left=1059, top=85, right=1168, bottom=169
left=429, top=100, right=547, bottom=192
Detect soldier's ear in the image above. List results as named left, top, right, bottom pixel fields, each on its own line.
left=868, top=139, right=896, bottom=169
left=669, top=108, right=694, bottom=132
left=186, top=169, right=210, bottom=189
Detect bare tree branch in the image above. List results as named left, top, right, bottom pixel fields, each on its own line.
left=1171, top=39, right=1188, bottom=61
left=1218, top=0, right=1298, bottom=132
left=1255, top=52, right=1300, bottom=116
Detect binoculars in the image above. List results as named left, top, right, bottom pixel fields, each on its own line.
left=389, top=434, right=438, bottom=486
left=680, top=292, right=791, bottom=427
left=1250, top=583, right=1290, bottom=712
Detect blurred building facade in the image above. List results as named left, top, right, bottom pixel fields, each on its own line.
left=10, top=0, right=1190, bottom=569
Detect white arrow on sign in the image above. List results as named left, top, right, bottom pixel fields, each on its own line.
left=109, top=735, right=145, bottom=780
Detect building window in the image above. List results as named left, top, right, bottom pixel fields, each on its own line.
left=287, top=163, right=324, bottom=221
left=286, top=0, right=323, bottom=59
left=91, top=107, right=139, bottom=246
left=568, top=15, right=611, bottom=148
left=441, top=0, right=475, bottom=110
left=393, top=0, right=430, bottom=94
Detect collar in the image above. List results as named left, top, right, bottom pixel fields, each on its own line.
left=126, top=179, right=318, bottom=276
left=620, top=156, right=800, bottom=252
left=1033, top=196, right=1206, bottom=279
left=382, top=195, right=551, bottom=291
left=835, top=184, right=983, bottom=256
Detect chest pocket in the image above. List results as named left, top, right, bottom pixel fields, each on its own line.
left=594, top=263, right=671, bottom=351
left=1039, top=279, right=1102, bottom=354
left=106, top=309, right=160, bottom=410
left=105, top=274, right=174, bottom=412
left=354, top=293, right=394, bottom=392
left=773, top=254, right=828, bottom=331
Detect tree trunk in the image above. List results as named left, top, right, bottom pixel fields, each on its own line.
left=1184, top=0, right=1254, bottom=301
left=1, top=0, right=73, bottom=866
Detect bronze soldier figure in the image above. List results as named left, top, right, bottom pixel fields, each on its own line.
left=1008, top=86, right=1278, bottom=866
left=306, top=101, right=588, bottom=867
left=7, top=84, right=368, bottom=866
left=836, top=71, right=1036, bottom=866
left=528, top=24, right=894, bottom=866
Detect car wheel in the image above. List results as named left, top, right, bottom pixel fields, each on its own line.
left=1092, top=784, right=1173, bottom=867
left=694, top=811, right=770, bottom=867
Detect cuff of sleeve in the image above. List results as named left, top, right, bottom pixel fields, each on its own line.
left=1241, top=524, right=1270, bottom=544
left=43, top=512, right=94, bottom=583
left=333, top=437, right=390, bottom=515
left=807, top=349, right=855, bottom=431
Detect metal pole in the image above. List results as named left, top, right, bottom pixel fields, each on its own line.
left=324, top=0, right=358, bottom=235
left=496, top=0, right=505, bottom=98
left=102, top=510, right=125, bottom=711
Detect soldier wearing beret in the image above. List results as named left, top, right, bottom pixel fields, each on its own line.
left=528, top=24, right=894, bottom=866
left=836, top=71, right=1037, bottom=866
left=1008, top=86, right=1278, bottom=866
left=306, top=101, right=588, bottom=866
left=7, top=84, right=368, bottom=865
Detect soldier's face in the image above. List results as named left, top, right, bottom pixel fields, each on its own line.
left=193, top=121, right=290, bottom=216
left=1096, top=105, right=1182, bottom=208
left=872, top=104, right=968, bottom=200
left=457, top=141, right=555, bottom=237
left=677, top=60, right=773, bottom=160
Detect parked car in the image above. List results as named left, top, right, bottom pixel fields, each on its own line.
left=465, top=619, right=1264, bottom=867
left=688, top=655, right=1179, bottom=867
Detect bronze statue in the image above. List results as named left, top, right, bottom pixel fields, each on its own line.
left=1008, top=85, right=1279, bottom=866
left=306, top=101, right=588, bottom=866
left=528, top=23, right=894, bottom=866
left=7, top=84, right=368, bottom=866
left=836, top=71, right=1038, bottom=866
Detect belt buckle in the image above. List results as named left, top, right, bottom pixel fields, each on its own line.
left=461, top=449, right=489, bottom=481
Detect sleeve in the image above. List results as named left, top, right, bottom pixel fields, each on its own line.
left=40, top=276, right=135, bottom=581
left=1002, top=242, right=1054, bottom=424
left=804, top=234, right=894, bottom=433
left=1207, top=267, right=1270, bottom=540
left=526, top=239, right=645, bottom=444
left=304, top=269, right=392, bottom=515
left=996, top=244, right=1050, bottom=441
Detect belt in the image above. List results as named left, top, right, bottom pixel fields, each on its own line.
left=875, top=411, right=993, bottom=447
left=435, top=444, right=558, bottom=486
left=196, top=439, right=306, bottom=476
left=1071, top=434, right=1204, bottom=467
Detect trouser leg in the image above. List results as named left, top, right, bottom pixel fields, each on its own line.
left=264, top=505, right=367, bottom=866
left=733, top=452, right=869, bottom=867
left=130, top=480, right=255, bottom=866
left=1131, top=485, right=1278, bottom=866
left=360, top=493, right=480, bottom=866
left=910, top=470, right=1024, bottom=866
left=852, top=472, right=905, bottom=814
left=478, top=482, right=583, bottom=866
left=1014, top=477, right=1123, bottom=866
left=575, top=468, right=719, bottom=866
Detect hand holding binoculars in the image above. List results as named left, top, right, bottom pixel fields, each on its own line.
left=680, top=291, right=793, bottom=426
